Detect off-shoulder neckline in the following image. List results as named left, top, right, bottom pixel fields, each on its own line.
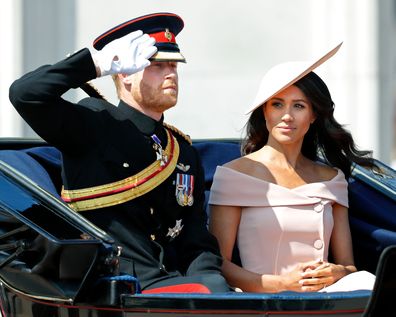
left=217, top=165, right=343, bottom=191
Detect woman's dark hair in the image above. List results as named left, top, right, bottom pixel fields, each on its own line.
left=242, top=71, right=374, bottom=178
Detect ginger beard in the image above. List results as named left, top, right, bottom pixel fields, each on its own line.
left=136, top=80, right=178, bottom=112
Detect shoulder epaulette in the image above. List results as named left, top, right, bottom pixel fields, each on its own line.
left=163, top=122, right=192, bottom=145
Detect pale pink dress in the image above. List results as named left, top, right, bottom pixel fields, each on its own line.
left=209, top=166, right=348, bottom=276
left=209, top=166, right=376, bottom=291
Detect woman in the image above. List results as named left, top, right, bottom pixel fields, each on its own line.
left=208, top=43, right=376, bottom=293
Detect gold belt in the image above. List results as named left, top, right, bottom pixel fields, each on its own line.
left=61, top=129, right=179, bottom=212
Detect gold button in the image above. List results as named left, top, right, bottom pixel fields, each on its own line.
left=123, top=162, right=129, bottom=168
left=150, top=207, right=154, bottom=215
left=150, top=234, right=156, bottom=241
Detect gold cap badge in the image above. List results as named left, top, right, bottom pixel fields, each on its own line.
left=164, top=28, right=172, bottom=41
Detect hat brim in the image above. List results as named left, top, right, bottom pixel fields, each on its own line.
left=150, top=51, right=186, bottom=63
left=245, top=42, right=343, bottom=114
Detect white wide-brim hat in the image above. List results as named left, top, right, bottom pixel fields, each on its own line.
left=246, top=42, right=343, bottom=114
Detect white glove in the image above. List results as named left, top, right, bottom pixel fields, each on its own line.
left=92, top=30, right=157, bottom=77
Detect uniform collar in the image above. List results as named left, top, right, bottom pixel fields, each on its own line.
left=118, top=100, right=164, bottom=136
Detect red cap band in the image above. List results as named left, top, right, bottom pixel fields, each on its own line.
left=149, top=30, right=176, bottom=44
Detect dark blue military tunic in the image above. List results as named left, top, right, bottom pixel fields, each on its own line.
left=9, top=48, right=228, bottom=291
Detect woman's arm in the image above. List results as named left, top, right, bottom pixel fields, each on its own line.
left=209, top=204, right=264, bottom=291
left=329, top=203, right=357, bottom=275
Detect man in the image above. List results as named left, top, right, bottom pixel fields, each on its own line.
left=9, top=12, right=229, bottom=293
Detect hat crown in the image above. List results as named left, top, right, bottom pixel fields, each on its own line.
left=93, top=12, right=184, bottom=50
left=253, top=61, right=311, bottom=106
left=246, top=42, right=342, bottom=114
left=93, top=12, right=187, bottom=63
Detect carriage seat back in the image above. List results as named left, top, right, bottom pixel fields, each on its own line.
left=0, top=146, right=62, bottom=197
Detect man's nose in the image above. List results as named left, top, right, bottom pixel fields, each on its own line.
left=165, top=70, right=177, bottom=77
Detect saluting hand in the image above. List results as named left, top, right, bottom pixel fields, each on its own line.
left=92, top=30, right=158, bottom=77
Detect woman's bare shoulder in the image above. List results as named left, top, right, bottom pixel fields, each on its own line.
left=222, top=154, right=270, bottom=181
left=223, top=155, right=254, bottom=171
left=312, top=161, right=339, bottom=180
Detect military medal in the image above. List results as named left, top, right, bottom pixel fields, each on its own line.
left=151, top=134, right=168, bottom=166
left=175, top=173, right=194, bottom=206
left=176, top=163, right=190, bottom=172
left=166, top=219, right=184, bottom=240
